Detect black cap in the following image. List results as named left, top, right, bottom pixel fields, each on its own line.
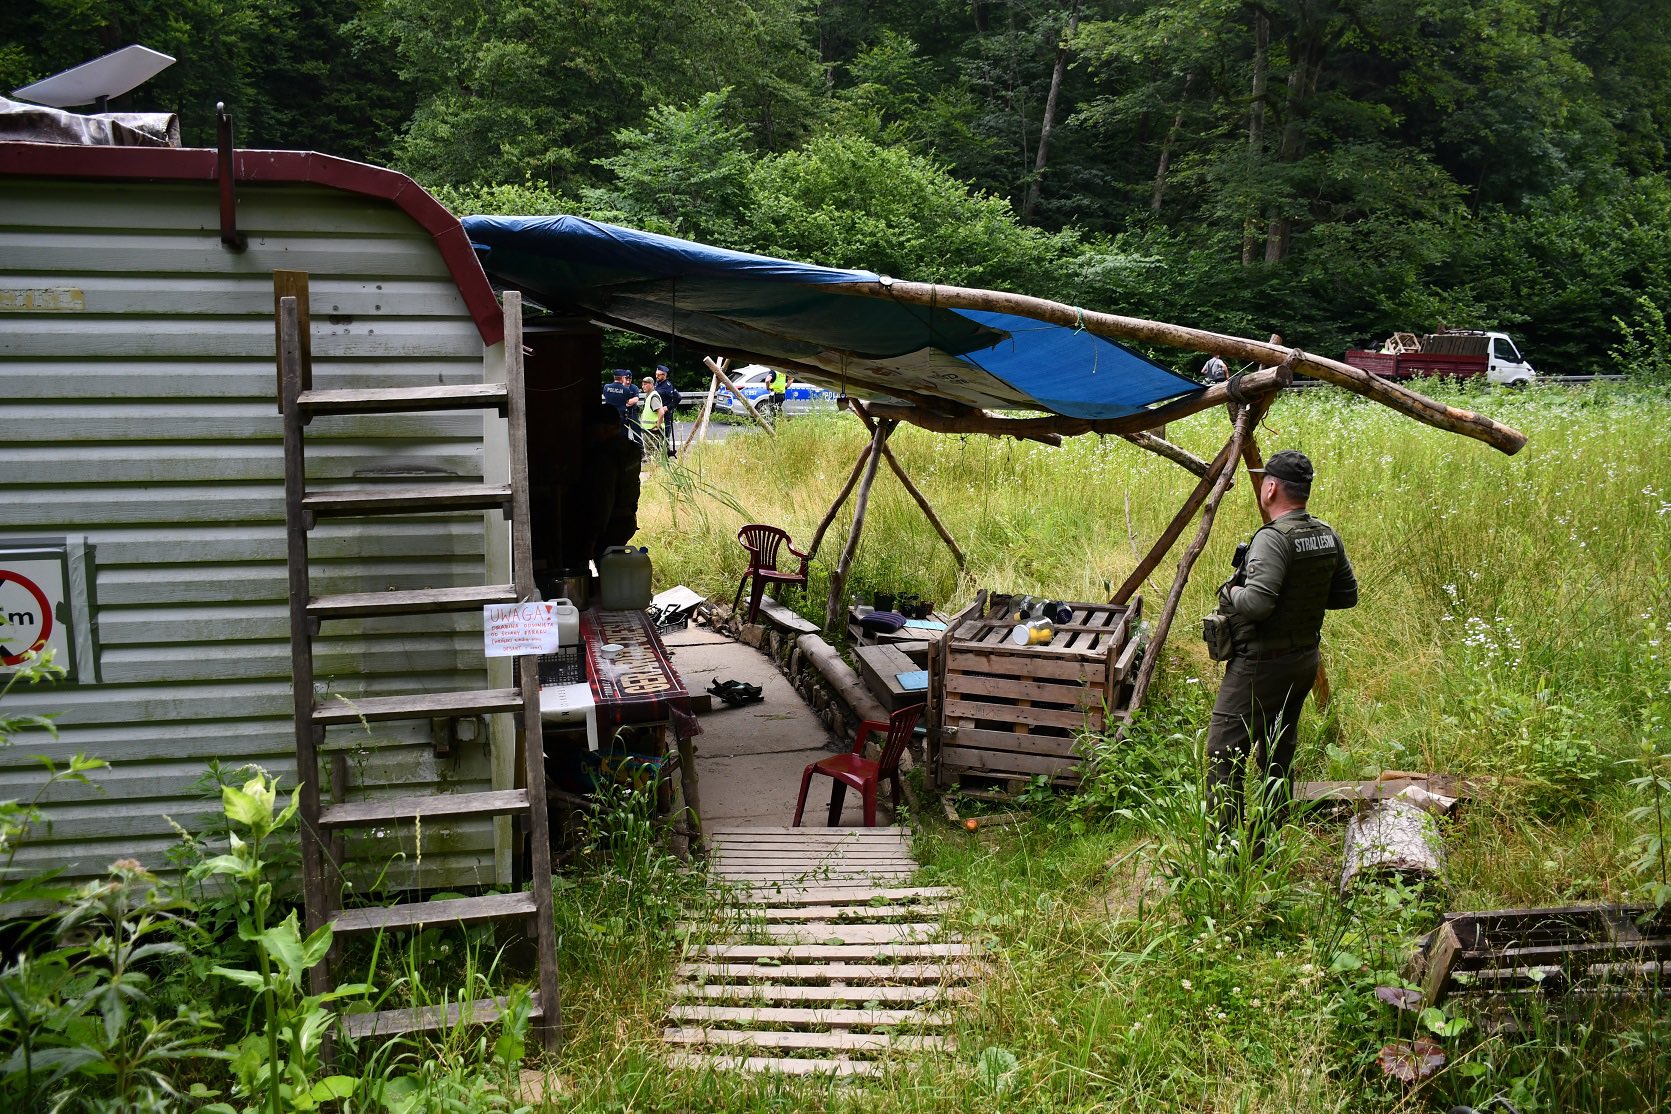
left=1259, top=449, right=1314, bottom=487
left=613, top=368, right=632, bottom=378
left=655, top=364, right=670, bottom=374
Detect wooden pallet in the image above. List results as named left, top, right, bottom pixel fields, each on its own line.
left=930, top=591, right=1142, bottom=788
left=666, top=826, right=975, bottom=1075
left=1412, top=904, right=1671, bottom=1011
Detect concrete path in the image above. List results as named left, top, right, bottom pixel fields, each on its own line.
left=662, top=625, right=895, bottom=829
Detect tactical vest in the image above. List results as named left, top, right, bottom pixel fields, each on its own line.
left=1249, top=513, right=1342, bottom=651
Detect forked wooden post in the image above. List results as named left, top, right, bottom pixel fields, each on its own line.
left=806, top=438, right=877, bottom=561
left=1109, top=426, right=1252, bottom=606
left=824, top=420, right=893, bottom=630
left=704, top=355, right=775, bottom=437
left=686, top=361, right=723, bottom=450
left=1127, top=406, right=1258, bottom=710
left=849, top=400, right=966, bottom=568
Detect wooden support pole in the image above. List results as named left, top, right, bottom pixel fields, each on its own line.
left=704, top=355, right=775, bottom=437
left=861, top=361, right=1289, bottom=442
left=676, top=731, right=702, bottom=858
left=1237, top=335, right=1283, bottom=516
left=849, top=400, right=967, bottom=568
left=806, top=440, right=877, bottom=562
left=824, top=420, right=893, bottom=630
left=686, top=364, right=722, bottom=450
left=824, top=279, right=1526, bottom=454
left=1127, top=406, right=1258, bottom=711
left=1109, top=422, right=1254, bottom=606
left=1121, top=431, right=1209, bottom=477
left=504, top=292, right=564, bottom=1050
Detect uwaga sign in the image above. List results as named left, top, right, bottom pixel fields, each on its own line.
left=0, top=549, right=73, bottom=675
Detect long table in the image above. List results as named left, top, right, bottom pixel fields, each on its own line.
left=539, top=608, right=702, bottom=853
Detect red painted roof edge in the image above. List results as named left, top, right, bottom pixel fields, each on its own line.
left=0, top=142, right=504, bottom=346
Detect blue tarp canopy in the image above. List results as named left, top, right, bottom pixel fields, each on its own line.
left=462, top=215, right=1203, bottom=420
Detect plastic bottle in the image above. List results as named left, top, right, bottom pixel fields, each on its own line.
left=598, top=546, right=653, bottom=610
left=550, top=598, right=580, bottom=646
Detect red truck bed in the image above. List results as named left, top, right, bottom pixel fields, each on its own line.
left=1344, top=350, right=1486, bottom=380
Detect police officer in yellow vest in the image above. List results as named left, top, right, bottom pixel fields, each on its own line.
left=1208, top=450, right=1358, bottom=833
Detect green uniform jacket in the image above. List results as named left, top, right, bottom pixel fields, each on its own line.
left=1223, top=508, right=1358, bottom=651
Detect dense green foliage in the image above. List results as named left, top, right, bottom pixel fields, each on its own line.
left=8, top=1, right=1671, bottom=371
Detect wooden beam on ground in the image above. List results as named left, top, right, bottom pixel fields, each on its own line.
left=824, top=420, right=892, bottom=631
left=849, top=400, right=967, bottom=568
left=704, top=355, right=775, bottom=437
left=1127, top=405, right=1258, bottom=711
left=824, top=280, right=1526, bottom=455
left=806, top=439, right=877, bottom=563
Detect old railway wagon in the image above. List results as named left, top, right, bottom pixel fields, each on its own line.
left=0, top=140, right=521, bottom=894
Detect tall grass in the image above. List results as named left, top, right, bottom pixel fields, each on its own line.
left=571, top=382, right=1671, bottom=1112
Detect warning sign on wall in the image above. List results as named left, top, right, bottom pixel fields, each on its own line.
left=0, top=550, right=72, bottom=675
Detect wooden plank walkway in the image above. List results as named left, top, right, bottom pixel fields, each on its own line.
left=664, top=825, right=976, bottom=1077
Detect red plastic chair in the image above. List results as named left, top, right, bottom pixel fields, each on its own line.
left=731, top=524, right=810, bottom=624
left=793, top=703, right=925, bottom=827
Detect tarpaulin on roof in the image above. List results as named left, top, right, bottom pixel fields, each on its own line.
left=462, top=214, right=1202, bottom=420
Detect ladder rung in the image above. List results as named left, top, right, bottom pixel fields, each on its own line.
left=332, top=892, right=536, bottom=935
left=314, top=688, right=524, bottom=725
left=342, top=995, right=543, bottom=1039
left=309, top=584, right=518, bottom=619
left=318, top=789, right=530, bottom=830
left=303, top=484, right=512, bottom=517
left=298, top=383, right=510, bottom=416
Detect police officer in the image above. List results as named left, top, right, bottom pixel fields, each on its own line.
left=653, top=364, right=681, bottom=456
left=601, top=368, right=640, bottom=421
left=1208, top=449, right=1358, bottom=833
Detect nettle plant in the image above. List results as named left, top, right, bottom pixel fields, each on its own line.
left=193, top=775, right=370, bottom=1114
left=0, top=650, right=106, bottom=909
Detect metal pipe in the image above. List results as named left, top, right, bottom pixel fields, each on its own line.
left=216, top=102, right=246, bottom=252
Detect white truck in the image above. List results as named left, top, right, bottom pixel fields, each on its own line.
left=1344, top=330, right=1536, bottom=387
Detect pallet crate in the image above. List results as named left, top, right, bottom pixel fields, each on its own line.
left=928, top=590, right=1143, bottom=789
left=1411, top=904, right=1671, bottom=1013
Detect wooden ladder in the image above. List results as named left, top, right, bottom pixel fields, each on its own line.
left=276, top=285, right=559, bottom=1051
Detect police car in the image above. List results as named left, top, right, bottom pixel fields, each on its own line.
left=714, top=364, right=838, bottom=417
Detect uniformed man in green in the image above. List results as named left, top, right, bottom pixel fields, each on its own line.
left=1208, top=449, right=1358, bottom=833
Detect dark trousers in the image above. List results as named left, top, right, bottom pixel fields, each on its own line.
left=1206, top=645, right=1319, bottom=830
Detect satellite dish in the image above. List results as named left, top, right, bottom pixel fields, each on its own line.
left=12, top=45, right=176, bottom=112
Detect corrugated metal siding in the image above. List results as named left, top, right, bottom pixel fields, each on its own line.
left=0, top=179, right=504, bottom=891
